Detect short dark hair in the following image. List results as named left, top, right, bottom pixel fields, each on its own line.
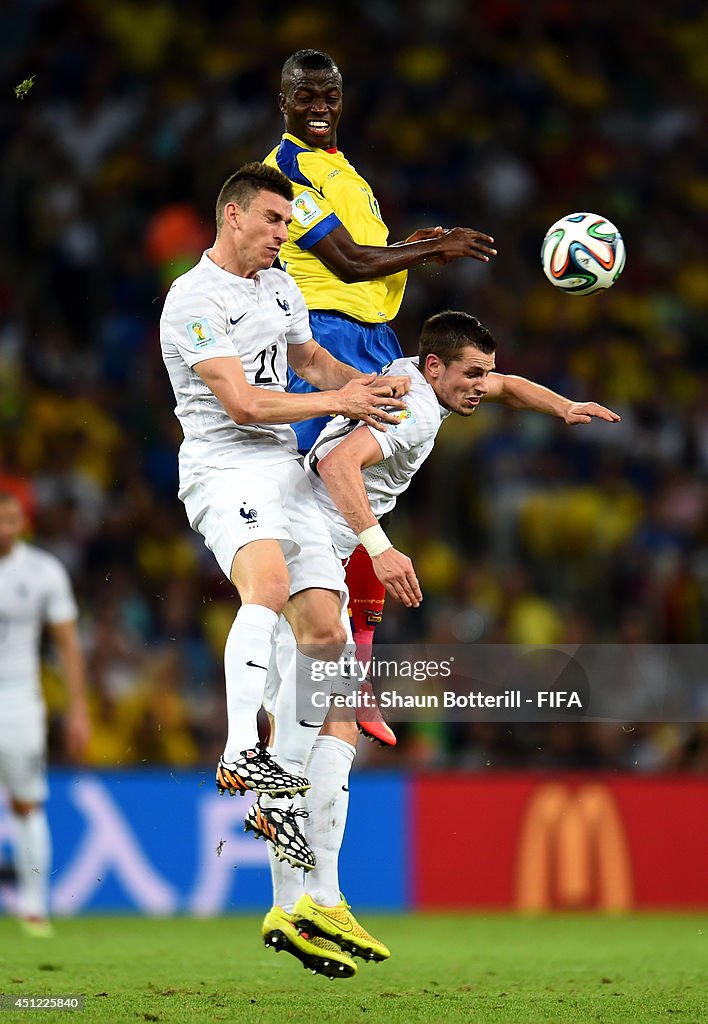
left=418, top=310, right=496, bottom=365
left=215, top=162, right=294, bottom=232
left=281, top=49, right=341, bottom=91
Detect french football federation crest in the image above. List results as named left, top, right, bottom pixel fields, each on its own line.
left=240, top=504, right=258, bottom=528
left=275, top=293, right=291, bottom=316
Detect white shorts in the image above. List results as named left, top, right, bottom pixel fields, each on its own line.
left=327, top=517, right=359, bottom=561
left=0, top=702, right=48, bottom=804
left=180, top=460, right=346, bottom=601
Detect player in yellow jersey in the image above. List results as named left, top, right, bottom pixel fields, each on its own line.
left=264, top=50, right=498, bottom=746
left=264, top=49, right=497, bottom=456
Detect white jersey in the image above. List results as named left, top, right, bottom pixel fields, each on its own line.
left=0, top=541, right=78, bottom=710
left=305, top=357, right=449, bottom=555
left=160, top=251, right=313, bottom=488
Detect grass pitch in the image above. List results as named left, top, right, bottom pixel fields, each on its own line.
left=0, top=913, right=706, bottom=1023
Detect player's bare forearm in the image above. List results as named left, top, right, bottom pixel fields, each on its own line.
left=487, top=374, right=569, bottom=416
left=318, top=436, right=422, bottom=607
left=51, top=620, right=91, bottom=760
left=288, top=342, right=360, bottom=393
left=291, top=342, right=410, bottom=399
left=196, top=354, right=403, bottom=428
left=248, top=384, right=406, bottom=429
left=318, top=452, right=378, bottom=537
left=244, top=385, right=341, bottom=422
left=317, top=446, right=420, bottom=598
left=313, top=224, right=497, bottom=282
left=487, top=373, right=620, bottom=425
left=51, top=622, right=88, bottom=706
left=292, top=342, right=368, bottom=391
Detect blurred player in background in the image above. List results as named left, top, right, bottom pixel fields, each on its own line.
left=159, top=162, right=409, bottom=882
left=264, top=50, right=498, bottom=737
left=0, top=491, right=90, bottom=937
left=262, top=311, right=620, bottom=976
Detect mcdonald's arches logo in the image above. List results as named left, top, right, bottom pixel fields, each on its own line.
left=515, top=783, right=633, bottom=911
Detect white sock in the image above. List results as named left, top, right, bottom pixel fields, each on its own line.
left=264, top=821, right=305, bottom=913
left=262, top=654, right=322, bottom=912
left=294, top=650, right=331, bottom=727
left=303, top=736, right=355, bottom=907
left=223, top=604, right=279, bottom=761
left=13, top=808, right=51, bottom=919
left=260, top=746, right=308, bottom=913
left=328, top=641, right=359, bottom=700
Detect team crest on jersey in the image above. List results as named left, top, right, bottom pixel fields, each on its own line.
left=185, top=318, right=216, bottom=351
left=240, top=504, right=258, bottom=528
left=389, top=405, right=417, bottom=433
left=291, top=191, right=322, bottom=227
left=275, top=293, right=291, bottom=316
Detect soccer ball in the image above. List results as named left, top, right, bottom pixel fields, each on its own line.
left=541, top=212, right=625, bottom=296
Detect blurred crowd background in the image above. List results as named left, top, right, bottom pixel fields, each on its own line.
left=1, top=0, right=706, bottom=773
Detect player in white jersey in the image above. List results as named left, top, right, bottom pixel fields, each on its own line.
left=306, top=354, right=448, bottom=566
left=0, top=492, right=90, bottom=937
left=309, top=311, right=620, bottom=592
left=160, top=163, right=410, bottom=946
left=262, top=311, right=621, bottom=973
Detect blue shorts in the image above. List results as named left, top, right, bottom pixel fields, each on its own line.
left=288, top=311, right=403, bottom=452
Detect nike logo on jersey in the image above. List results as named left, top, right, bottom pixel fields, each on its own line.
left=298, top=720, right=323, bottom=729
left=246, top=660, right=267, bottom=671
left=342, top=785, right=349, bottom=792
left=230, top=313, right=247, bottom=326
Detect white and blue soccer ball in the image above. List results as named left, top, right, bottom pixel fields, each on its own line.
left=541, top=212, right=625, bottom=296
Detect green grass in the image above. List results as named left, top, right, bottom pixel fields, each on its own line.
left=0, top=914, right=706, bottom=1023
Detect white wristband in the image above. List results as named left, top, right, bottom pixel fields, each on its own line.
left=357, top=524, right=392, bottom=557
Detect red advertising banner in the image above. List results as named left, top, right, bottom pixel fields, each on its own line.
left=411, top=775, right=708, bottom=909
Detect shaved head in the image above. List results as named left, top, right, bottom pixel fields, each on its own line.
left=281, top=49, right=341, bottom=92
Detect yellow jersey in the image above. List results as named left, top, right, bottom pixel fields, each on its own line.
left=264, top=133, right=407, bottom=324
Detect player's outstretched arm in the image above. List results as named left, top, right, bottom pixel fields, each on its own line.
left=485, top=373, right=621, bottom=425
left=310, top=223, right=497, bottom=283
left=317, top=428, right=422, bottom=608
left=195, top=353, right=405, bottom=432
